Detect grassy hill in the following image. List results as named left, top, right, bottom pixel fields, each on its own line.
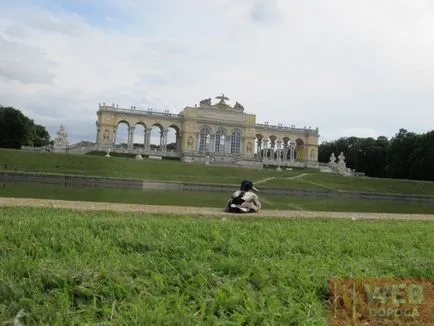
left=2, top=148, right=434, bottom=195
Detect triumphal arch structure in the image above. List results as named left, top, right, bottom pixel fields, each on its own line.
left=95, top=94, right=320, bottom=168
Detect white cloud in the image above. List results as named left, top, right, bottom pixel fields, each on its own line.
left=0, top=0, right=434, bottom=144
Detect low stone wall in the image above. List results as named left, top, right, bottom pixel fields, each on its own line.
left=1, top=171, right=434, bottom=203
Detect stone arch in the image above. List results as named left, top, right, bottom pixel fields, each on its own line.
left=132, top=122, right=146, bottom=149
left=215, top=127, right=228, bottom=153
left=115, top=120, right=129, bottom=147
left=230, top=129, right=242, bottom=154
left=199, top=126, right=211, bottom=152
left=295, top=138, right=305, bottom=160
left=167, top=124, right=181, bottom=152
left=150, top=123, right=163, bottom=151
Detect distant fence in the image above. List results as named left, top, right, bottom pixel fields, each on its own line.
left=1, top=171, right=434, bottom=203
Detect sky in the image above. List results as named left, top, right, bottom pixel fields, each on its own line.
left=1, top=0, right=433, bottom=145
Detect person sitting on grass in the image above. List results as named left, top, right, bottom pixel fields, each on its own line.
left=224, top=180, right=262, bottom=213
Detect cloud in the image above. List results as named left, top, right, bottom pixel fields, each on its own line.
left=0, top=0, right=434, bottom=145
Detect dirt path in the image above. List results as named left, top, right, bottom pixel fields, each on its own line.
left=1, top=197, right=434, bottom=221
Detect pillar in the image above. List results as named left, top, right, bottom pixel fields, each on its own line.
left=263, top=139, right=269, bottom=158
left=161, top=128, right=168, bottom=152
left=257, top=138, right=262, bottom=157
left=145, top=128, right=152, bottom=151
left=210, top=134, right=215, bottom=153
left=96, top=127, right=101, bottom=144
left=128, top=126, right=135, bottom=150
left=176, top=131, right=182, bottom=153
left=112, top=126, right=118, bottom=147
left=289, top=141, right=296, bottom=162
left=226, top=136, right=231, bottom=154
left=276, top=140, right=282, bottom=161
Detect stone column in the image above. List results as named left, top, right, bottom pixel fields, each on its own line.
left=96, top=127, right=101, bottom=144
left=276, top=140, right=282, bottom=159
left=112, top=126, right=117, bottom=147
left=226, top=136, right=231, bottom=154
left=269, top=140, right=275, bottom=160
left=263, top=139, right=269, bottom=159
left=256, top=139, right=262, bottom=158
left=196, top=133, right=200, bottom=151
left=127, top=126, right=135, bottom=150
left=161, top=128, right=168, bottom=152
left=210, top=134, right=215, bottom=153
left=289, top=141, right=296, bottom=162
left=145, top=128, right=152, bottom=151
left=176, top=131, right=182, bottom=153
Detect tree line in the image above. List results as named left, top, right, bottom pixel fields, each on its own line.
left=0, top=106, right=50, bottom=149
left=318, top=128, right=434, bottom=181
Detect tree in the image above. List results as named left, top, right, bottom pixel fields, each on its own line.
left=0, top=106, right=31, bottom=149
left=0, top=105, right=50, bottom=149
left=31, top=124, right=51, bottom=147
left=408, top=131, right=434, bottom=181
left=385, top=129, right=419, bottom=179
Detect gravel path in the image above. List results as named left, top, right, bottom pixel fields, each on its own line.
left=1, top=197, right=434, bottom=221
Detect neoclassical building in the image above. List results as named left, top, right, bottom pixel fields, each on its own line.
left=96, top=94, right=320, bottom=168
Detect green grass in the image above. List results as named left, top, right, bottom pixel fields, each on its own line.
left=2, top=183, right=434, bottom=214
left=3, top=148, right=434, bottom=195
left=261, top=173, right=434, bottom=195
left=0, top=149, right=292, bottom=184
left=0, top=207, right=433, bottom=324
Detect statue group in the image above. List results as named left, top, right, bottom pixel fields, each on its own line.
left=198, top=94, right=244, bottom=112
left=329, top=151, right=353, bottom=176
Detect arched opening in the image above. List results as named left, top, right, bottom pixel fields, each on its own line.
left=150, top=124, right=163, bottom=151
left=295, top=138, right=305, bottom=160
left=199, top=126, right=211, bottom=153
left=133, top=123, right=146, bottom=150
left=215, top=128, right=227, bottom=153
left=115, top=121, right=129, bottom=148
left=167, top=125, right=180, bottom=152
left=230, top=129, right=241, bottom=154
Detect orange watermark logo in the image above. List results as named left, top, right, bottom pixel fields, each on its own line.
left=328, top=277, right=433, bottom=325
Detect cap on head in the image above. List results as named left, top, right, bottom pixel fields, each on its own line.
left=240, top=180, right=258, bottom=192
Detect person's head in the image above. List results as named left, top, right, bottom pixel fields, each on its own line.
left=240, top=180, right=258, bottom=192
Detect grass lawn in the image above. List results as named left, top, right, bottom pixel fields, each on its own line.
left=2, top=148, right=434, bottom=195
left=2, top=183, right=434, bottom=214
left=0, top=149, right=295, bottom=184
left=0, top=207, right=432, bottom=324
left=261, top=173, right=434, bottom=195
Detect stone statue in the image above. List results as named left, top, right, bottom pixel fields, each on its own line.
left=103, top=130, right=110, bottom=141
left=216, top=93, right=229, bottom=105
left=233, top=101, right=245, bottom=112
left=187, top=136, right=193, bottom=149
left=199, top=98, right=211, bottom=106
left=329, top=152, right=336, bottom=164
left=246, top=142, right=252, bottom=153
left=54, top=125, right=69, bottom=147
left=337, top=152, right=347, bottom=170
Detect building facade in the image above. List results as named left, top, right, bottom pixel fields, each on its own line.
left=95, top=95, right=320, bottom=168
